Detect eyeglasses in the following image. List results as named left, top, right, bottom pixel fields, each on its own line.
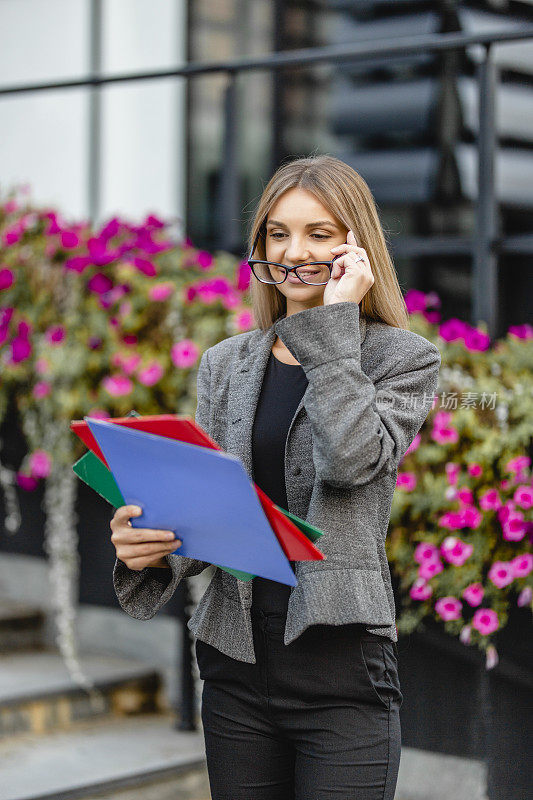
left=247, top=226, right=342, bottom=286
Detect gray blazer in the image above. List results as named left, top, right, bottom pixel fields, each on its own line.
left=113, top=301, right=441, bottom=663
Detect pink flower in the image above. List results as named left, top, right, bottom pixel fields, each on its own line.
left=472, top=608, right=499, bottom=636
left=17, top=320, right=31, bottom=338
left=513, top=485, right=533, bottom=510
left=138, top=361, right=164, bottom=387
left=87, top=237, right=116, bottom=266
left=233, top=309, right=254, bottom=332
left=236, top=261, right=251, bottom=292
left=517, top=587, right=532, bottom=607
left=431, top=425, right=459, bottom=445
left=404, top=289, right=427, bottom=314
left=462, top=582, right=484, bottom=607
left=88, top=273, right=113, bottom=294
left=462, top=506, right=483, bottom=528
left=457, top=487, right=474, bottom=506
left=60, top=230, right=80, bottom=249
left=113, top=353, right=142, bottom=375
left=2, top=221, right=25, bottom=246
left=438, top=506, right=482, bottom=530
left=414, top=542, right=439, bottom=564
left=33, top=381, right=51, bottom=399
left=496, top=501, right=515, bottom=523
left=501, top=513, right=527, bottom=542
left=10, top=337, right=32, bottom=363
left=409, top=578, right=433, bottom=601
left=435, top=596, right=462, bottom=621
left=65, top=255, right=91, bottom=273
left=505, top=456, right=530, bottom=475
left=28, top=450, right=51, bottom=479
left=402, top=432, right=421, bottom=460
left=16, top=472, right=38, bottom=491
left=418, top=558, right=444, bottom=580
left=508, top=323, right=533, bottom=340
left=45, top=325, right=66, bottom=345
left=3, top=199, right=19, bottom=214
left=510, top=553, right=533, bottom=578
left=196, top=251, right=213, bottom=270
left=148, top=282, right=174, bottom=301
left=438, top=318, right=469, bottom=343
left=479, top=489, right=502, bottom=511
left=396, top=471, right=417, bottom=491
left=467, top=463, right=482, bottom=478
left=0, top=268, right=15, bottom=291
left=133, top=256, right=157, bottom=277
left=222, top=288, right=241, bottom=310
left=102, top=374, right=133, bottom=397
left=445, top=462, right=461, bottom=485
left=144, top=214, right=165, bottom=230
left=171, top=339, right=199, bottom=368
left=488, top=561, right=514, bottom=588
left=99, top=217, right=121, bottom=240
left=463, top=328, right=490, bottom=352
left=440, top=535, right=473, bottom=566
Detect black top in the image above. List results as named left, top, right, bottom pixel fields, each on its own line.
left=250, top=350, right=309, bottom=614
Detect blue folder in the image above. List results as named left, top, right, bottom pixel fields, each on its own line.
left=85, top=417, right=297, bottom=586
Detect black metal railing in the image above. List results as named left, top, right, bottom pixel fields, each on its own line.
left=2, top=23, right=533, bottom=334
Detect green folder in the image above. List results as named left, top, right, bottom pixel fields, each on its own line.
left=73, top=450, right=323, bottom=583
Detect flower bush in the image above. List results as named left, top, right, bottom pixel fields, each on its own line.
left=0, top=190, right=531, bottom=676
left=388, top=290, right=533, bottom=667
left=0, top=188, right=254, bottom=693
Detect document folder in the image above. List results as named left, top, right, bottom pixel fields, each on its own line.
left=85, top=417, right=298, bottom=586
left=73, top=449, right=324, bottom=583
left=71, top=414, right=325, bottom=574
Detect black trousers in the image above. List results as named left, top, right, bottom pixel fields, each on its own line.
left=195, top=606, right=403, bottom=799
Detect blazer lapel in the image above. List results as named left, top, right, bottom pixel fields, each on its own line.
left=224, top=325, right=277, bottom=481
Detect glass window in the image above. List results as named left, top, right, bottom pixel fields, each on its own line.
left=0, top=0, right=89, bottom=87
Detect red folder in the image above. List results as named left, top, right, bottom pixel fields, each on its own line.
left=71, top=414, right=324, bottom=564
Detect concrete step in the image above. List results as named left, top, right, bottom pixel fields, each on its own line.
left=0, top=601, right=45, bottom=652
left=0, top=713, right=208, bottom=800
left=0, top=650, right=163, bottom=738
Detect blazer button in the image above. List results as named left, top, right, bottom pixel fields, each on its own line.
left=293, top=466, right=302, bottom=476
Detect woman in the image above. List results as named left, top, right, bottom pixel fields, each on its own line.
left=111, top=154, right=441, bottom=799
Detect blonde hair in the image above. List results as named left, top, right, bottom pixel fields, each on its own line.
left=245, top=154, right=410, bottom=332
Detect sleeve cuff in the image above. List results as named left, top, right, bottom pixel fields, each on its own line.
left=273, top=302, right=363, bottom=369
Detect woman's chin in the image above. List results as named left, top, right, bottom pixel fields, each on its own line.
left=277, top=285, right=325, bottom=305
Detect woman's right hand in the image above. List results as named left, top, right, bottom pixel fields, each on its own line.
left=110, top=505, right=182, bottom=571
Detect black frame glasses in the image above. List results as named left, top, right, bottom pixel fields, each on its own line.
left=247, top=225, right=342, bottom=286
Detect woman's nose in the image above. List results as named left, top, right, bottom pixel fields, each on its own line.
left=284, top=240, right=310, bottom=264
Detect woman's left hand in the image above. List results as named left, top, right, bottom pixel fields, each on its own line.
left=323, top=230, right=374, bottom=307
